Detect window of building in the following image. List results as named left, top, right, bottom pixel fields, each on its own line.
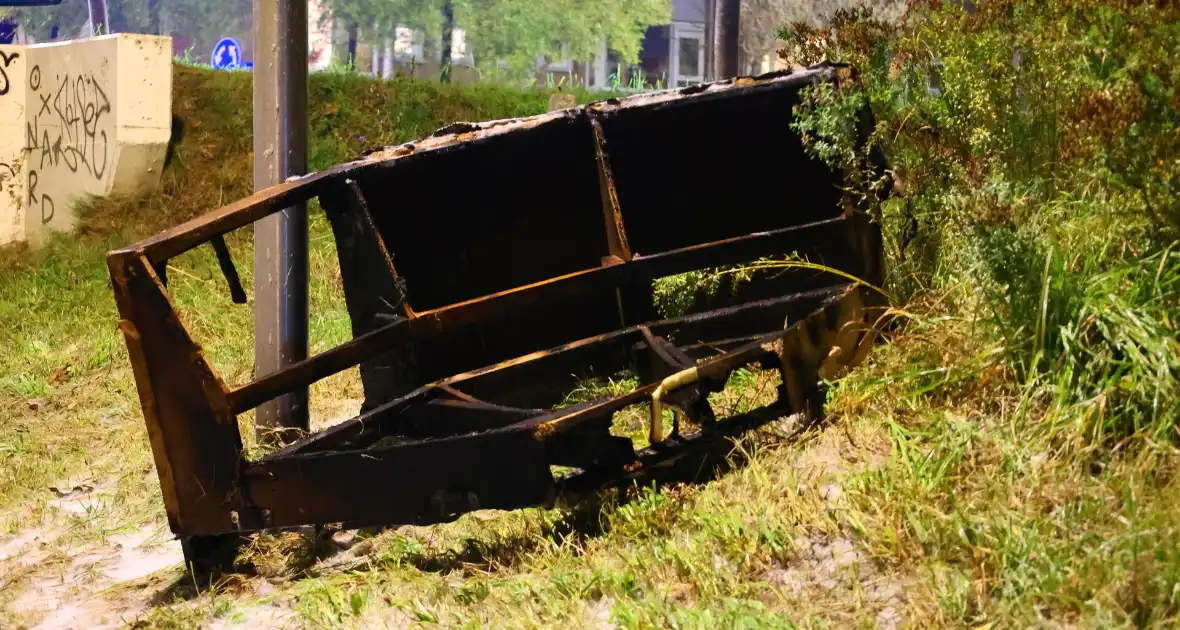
left=540, top=43, right=573, bottom=72
left=678, top=36, right=700, bottom=78
left=670, top=22, right=704, bottom=88
left=394, top=26, right=415, bottom=56
left=451, top=27, right=467, bottom=60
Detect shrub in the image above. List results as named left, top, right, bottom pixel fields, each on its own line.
left=783, top=0, right=1180, bottom=443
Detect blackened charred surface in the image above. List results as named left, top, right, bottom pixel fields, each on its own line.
left=358, top=115, right=610, bottom=311
left=597, top=82, right=843, bottom=257
left=545, top=426, right=636, bottom=469
left=263, top=284, right=846, bottom=458
left=395, top=399, right=541, bottom=438
left=411, top=292, right=622, bottom=387
left=356, top=114, right=622, bottom=384
left=245, top=428, right=556, bottom=529
left=322, top=180, right=418, bottom=412
left=556, top=404, right=786, bottom=507
left=851, top=210, right=888, bottom=293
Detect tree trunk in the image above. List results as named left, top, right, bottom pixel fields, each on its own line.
left=713, top=0, right=740, bottom=79
left=439, top=2, right=454, bottom=83
left=704, top=0, right=715, bottom=81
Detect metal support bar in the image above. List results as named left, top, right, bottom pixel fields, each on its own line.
left=106, top=62, right=889, bottom=560
left=226, top=217, right=853, bottom=414
left=268, top=285, right=846, bottom=458
left=87, top=0, right=108, bottom=35
left=253, top=0, right=310, bottom=436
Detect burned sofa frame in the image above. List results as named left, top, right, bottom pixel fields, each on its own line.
left=108, top=64, right=888, bottom=567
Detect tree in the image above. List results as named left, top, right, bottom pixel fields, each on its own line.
left=2, top=1, right=89, bottom=41
left=322, top=0, right=445, bottom=57
left=739, top=0, right=906, bottom=74
left=6, top=0, right=669, bottom=75
left=4, top=0, right=246, bottom=60
left=455, top=0, right=669, bottom=78
left=318, top=0, right=670, bottom=80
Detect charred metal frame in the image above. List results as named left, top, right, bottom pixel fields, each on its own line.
left=108, top=64, right=889, bottom=568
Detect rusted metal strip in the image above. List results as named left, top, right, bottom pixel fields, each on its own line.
left=227, top=217, right=852, bottom=414
left=127, top=172, right=335, bottom=263
left=529, top=328, right=781, bottom=440
left=394, top=399, right=541, bottom=438
left=590, top=115, right=631, bottom=262
left=261, top=285, right=845, bottom=458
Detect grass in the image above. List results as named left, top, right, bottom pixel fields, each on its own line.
left=0, top=63, right=561, bottom=519
left=0, top=63, right=568, bottom=627
left=4, top=9, right=1180, bottom=626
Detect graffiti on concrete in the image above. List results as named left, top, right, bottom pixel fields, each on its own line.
left=25, top=64, right=111, bottom=224
left=26, top=65, right=112, bottom=182
left=27, top=169, right=53, bottom=224
left=0, top=50, right=17, bottom=96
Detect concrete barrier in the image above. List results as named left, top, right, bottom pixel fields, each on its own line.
left=0, top=34, right=172, bottom=247
left=0, top=44, right=27, bottom=245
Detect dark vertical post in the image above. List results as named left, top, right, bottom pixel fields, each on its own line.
left=713, top=0, right=740, bottom=79
left=704, top=0, right=715, bottom=81
left=148, top=0, right=161, bottom=35
left=440, top=2, right=454, bottom=83
left=347, top=22, right=358, bottom=70
left=253, top=0, right=310, bottom=440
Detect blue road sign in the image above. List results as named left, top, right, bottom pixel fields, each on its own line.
left=211, top=37, right=243, bottom=70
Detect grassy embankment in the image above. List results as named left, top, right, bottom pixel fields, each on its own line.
left=4, top=2, right=1180, bottom=625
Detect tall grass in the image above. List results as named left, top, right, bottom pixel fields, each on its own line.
left=782, top=1, right=1180, bottom=448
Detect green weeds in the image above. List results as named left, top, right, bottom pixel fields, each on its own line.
left=6, top=5, right=1180, bottom=625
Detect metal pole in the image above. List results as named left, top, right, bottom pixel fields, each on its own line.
left=253, top=0, right=309, bottom=439
left=87, top=0, right=108, bottom=36
left=148, top=0, right=160, bottom=35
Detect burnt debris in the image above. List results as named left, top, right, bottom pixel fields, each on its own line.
left=107, top=63, right=889, bottom=572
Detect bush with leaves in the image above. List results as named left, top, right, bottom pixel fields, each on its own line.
left=782, top=1, right=1180, bottom=443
